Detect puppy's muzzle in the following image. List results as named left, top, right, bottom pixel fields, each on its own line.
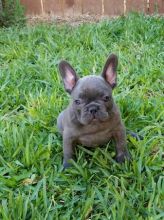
left=86, top=103, right=100, bottom=116
left=89, top=106, right=99, bottom=115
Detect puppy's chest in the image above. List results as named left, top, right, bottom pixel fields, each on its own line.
left=77, top=123, right=113, bottom=147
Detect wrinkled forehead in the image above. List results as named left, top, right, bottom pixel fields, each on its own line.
left=72, top=76, right=112, bottom=98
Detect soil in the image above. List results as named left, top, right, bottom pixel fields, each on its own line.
left=26, top=14, right=118, bottom=26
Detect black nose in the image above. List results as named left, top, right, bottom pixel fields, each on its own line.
left=89, top=106, right=98, bottom=115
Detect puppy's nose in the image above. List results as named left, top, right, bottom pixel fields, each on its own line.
left=89, top=106, right=98, bottom=115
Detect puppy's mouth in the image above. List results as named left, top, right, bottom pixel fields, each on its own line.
left=80, top=111, right=109, bottom=125
left=91, top=118, right=99, bottom=123
left=92, top=113, right=108, bottom=122
left=91, top=116, right=98, bottom=122
left=92, top=114, right=100, bottom=121
left=92, top=114, right=96, bottom=119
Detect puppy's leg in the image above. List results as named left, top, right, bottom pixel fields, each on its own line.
left=57, top=112, right=64, bottom=135
left=63, top=135, right=74, bottom=169
left=113, top=126, right=130, bottom=163
left=127, top=130, right=143, bottom=141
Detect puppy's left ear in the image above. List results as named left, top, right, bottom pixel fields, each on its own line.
left=102, top=54, right=118, bottom=89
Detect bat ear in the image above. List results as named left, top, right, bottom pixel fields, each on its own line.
left=102, top=54, right=118, bottom=89
left=59, top=60, right=79, bottom=93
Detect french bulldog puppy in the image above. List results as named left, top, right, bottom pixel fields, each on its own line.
left=57, top=54, right=130, bottom=168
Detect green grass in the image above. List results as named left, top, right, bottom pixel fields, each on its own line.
left=0, top=13, right=163, bottom=219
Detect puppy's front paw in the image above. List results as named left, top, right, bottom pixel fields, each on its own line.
left=63, top=161, right=72, bottom=170
left=115, top=152, right=131, bottom=163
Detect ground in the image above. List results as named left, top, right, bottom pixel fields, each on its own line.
left=0, top=13, right=163, bottom=219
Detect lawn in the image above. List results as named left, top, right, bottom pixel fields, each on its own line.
left=0, top=13, right=163, bottom=219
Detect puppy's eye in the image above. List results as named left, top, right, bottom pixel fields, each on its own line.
left=103, top=96, right=110, bottom=102
left=74, top=100, right=81, bottom=105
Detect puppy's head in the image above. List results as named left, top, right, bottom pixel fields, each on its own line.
left=59, top=54, right=118, bottom=125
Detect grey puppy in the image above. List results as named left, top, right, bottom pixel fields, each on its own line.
left=57, top=54, right=130, bottom=168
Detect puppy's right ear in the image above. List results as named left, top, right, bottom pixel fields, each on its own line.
left=59, top=60, right=79, bottom=93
